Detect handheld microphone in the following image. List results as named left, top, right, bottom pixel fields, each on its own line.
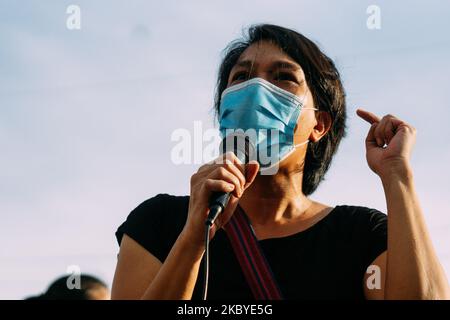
left=205, top=132, right=255, bottom=227
left=202, top=132, right=255, bottom=300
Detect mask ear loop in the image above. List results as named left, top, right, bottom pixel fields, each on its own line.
left=293, top=140, right=309, bottom=148
left=298, top=84, right=312, bottom=109
left=298, top=82, right=320, bottom=112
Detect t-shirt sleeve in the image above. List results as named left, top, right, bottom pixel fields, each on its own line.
left=360, top=207, right=388, bottom=269
left=115, top=193, right=187, bottom=262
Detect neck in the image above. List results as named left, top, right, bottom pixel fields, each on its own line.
left=239, top=165, right=313, bottom=228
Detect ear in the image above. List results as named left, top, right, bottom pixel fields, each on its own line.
left=310, top=111, right=332, bottom=143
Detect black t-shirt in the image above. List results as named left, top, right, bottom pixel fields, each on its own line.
left=115, top=193, right=387, bottom=300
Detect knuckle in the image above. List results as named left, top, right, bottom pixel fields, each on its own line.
left=225, top=151, right=237, bottom=159
left=216, top=153, right=229, bottom=164
left=374, top=127, right=382, bottom=136
left=222, top=162, right=233, bottom=171
left=190, top=173, right=198, bottom=185
left=217, top=166, right=228, bottom=176
left=203, top=178, right=213, bottom=188
left=226, top=151, right=241, bottom=163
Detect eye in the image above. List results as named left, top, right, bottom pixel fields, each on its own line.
left=274, top=72, right=298, bottom=83
left=230, top=71, right=249, bottom=83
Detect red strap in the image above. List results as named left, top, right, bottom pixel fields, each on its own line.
left=222, top=205, right=284, bottom=300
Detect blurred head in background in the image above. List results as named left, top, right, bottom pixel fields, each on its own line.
left=25, top=274, right=110, bottom=300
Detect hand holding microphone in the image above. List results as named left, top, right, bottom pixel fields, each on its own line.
left=181, top=133, right=259, bottom=249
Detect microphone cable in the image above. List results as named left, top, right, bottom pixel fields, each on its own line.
left=202, top=221, right=212, bottom=300
left=201, top=133, right=253, bottom=300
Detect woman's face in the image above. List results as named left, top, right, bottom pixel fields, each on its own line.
left=226, top=40, right=329, bottom=172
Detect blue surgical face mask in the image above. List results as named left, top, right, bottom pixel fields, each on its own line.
left=219, top=77, right=317, bottom=173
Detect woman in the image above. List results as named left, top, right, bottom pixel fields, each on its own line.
left=111, top=24, right=449, bottom=300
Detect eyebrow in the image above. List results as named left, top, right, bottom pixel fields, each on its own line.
left=233, top=59, right=301, bottom=71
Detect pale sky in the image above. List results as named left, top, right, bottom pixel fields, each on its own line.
left=1, top=0, right=449, bottom=299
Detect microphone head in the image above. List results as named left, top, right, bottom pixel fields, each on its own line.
left=219, top=131, right=256, bottom=164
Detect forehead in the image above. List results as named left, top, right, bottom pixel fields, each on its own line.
left=236, top=40, right=300, bottom=68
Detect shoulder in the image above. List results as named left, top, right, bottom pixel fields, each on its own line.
left=132, top=193, right=190, bottom=217
left=326, top=204, right=387, bottom=231
left=124, top=193, right=190, bottom=229
left=115, top=193, right=190, bottom=261
left=327, top=205, right=387, bottom=267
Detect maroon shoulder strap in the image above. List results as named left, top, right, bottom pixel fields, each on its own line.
left=222, top=205, right=284, bottom=300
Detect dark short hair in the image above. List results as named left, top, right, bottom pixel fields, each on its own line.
left=24, top=274, right=107, bottom=300
left=214, top=24, right=347, bottom=195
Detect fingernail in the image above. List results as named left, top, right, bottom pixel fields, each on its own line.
left=376, top=138, right=382, bottom=146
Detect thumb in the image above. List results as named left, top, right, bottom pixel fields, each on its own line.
left=244, top=160, right=260, bottom=189
left=366, top=122, right=378, bottom=149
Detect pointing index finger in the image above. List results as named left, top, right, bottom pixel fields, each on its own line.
left=356, top=108, right=381, bottom=124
